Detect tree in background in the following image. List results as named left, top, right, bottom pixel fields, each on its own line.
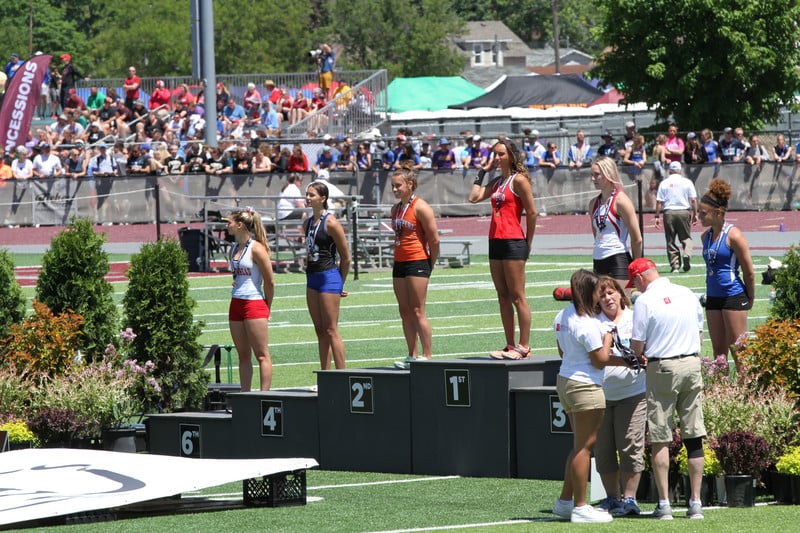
left=123, top=239, right=207, bottom=413
left=591, top=0, right=800, bottom=130
left=0, top=249, right=26, bottom=341
left=331, top=0, right=465, bottom=78
left=35, top=219, right=117, bottom=361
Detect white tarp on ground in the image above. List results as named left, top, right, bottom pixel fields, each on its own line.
left=0, top=448, right=317, bottom=526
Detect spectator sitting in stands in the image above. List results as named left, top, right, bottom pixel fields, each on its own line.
left=336, top=137, right=356, bottom=172
left=48, top=114, right=69, bottom=144
left=126, top=144, right=150, bottom=175
left=277, top=173, right=306, bottom=220
left=215, top=82, right=230, bottom=113
left=313, top=169, right=347, bottom=209
left=277, top=88, right=293, bottom=124
left=63, top=88, right=85, bottom=116
left=289, top=91, right=312, bottom=125
left=163, top=143, right=184, bottom=175
left=356, top=142, right=372, bottom=171
left=431, top=137, right=456, bottom=173
left=313, top=145, right=337, bottom=175
left=332, top=78, right=352, bottom=112
left=263, top=80, right=282, bottom=105
left=419, top=141, right=433, bottom=169
left=252, top=144, right=273, bottom=173
left=131, top=99, right=148, bottom=121
left=174, top=83, right=195, bottom=109
left=261, top=102, right=280, bottom=132
left=86, top=122, right=103, bottom=145
left=377, top=140, right=395, bottom=170
left=88, top=142, right=118, bottom=177
left=204, top=145, right=232, bottom=175
left=232, top=145, right=252, bottom=174
left=272, top=144, right=290, bottom=173
left=65, top=113, right=86, bottom=142
left=222, top=97, right=246, bottom=135
left=184, top=143, right=206, bottom=174
left=397, top=142, right=423, bottom=171
left=86, top=86, right=106, bottom=113
left=243, top=82, right=261, bottom=117
left=150, top=80, right=171, bottom=111
left=32, top=143, right=64, bottom=178
left=288, top=144, right=308, bottom=172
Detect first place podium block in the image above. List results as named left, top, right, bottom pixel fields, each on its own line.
left=409, top=356, right=561, bottom=478
left=316, top=368, right=412, bottom=473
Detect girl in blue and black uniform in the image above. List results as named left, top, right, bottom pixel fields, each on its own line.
left=304, top=182, right=351, bottom=370
left=698, top=178, right=755, bottom=372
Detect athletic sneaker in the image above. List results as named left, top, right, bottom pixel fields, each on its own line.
left=551, top=498, right=573, bottom=519
left=683, top=254, right=691, bottom=272
left=571, top=505, right=613, bottom=523
left=393, top=356, right=416, bottom=369
left=686, top=501, right=704, bottom=519
left=670, top=268, right=680, bottom=274
left=611, top=496, right=641, bottom=516
left=597, top=496, right=622, bottom=513
left=652, top=503, right=673, bottom=520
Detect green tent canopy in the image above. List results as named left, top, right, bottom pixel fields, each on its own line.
left=387, top=76, right=485, bottom=113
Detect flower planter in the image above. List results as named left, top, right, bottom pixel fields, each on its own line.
left=682, top=474, right=715, bottom=507
left=771, top=472, right=794, bottom=504
left=725, top=474, right=756, bottom=507
left=791, top=475, right=800, bottom=505
left=102, top=428, right=137, bottom=453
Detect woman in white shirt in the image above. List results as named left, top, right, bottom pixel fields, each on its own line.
left=552, top=268, right=615, bottom=523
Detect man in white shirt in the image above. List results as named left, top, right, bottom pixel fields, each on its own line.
left=32, top=144, right=64, bottom=178
left=653, top=161, right=697, bottom=273
left=627, top=258, right=706, bottom=521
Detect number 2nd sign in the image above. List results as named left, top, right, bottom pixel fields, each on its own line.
left=349, top=376, right=374, bottom=414
left=444, top=369, right=470, bottom=407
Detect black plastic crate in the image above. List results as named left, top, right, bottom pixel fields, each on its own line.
left=243, top=470, right=307, bottom=507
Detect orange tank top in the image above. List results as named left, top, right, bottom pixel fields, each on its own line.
left=392, top=196, right=429, bottom=262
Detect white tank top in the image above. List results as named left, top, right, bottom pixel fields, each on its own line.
left=592, top=190, right=630, bottom=260
left=230, top=240, right=264, bottom=300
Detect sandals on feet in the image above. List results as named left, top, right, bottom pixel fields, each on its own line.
left=489, top=345, right=514, bottom=359
left=501, top=345, right=531, bottom=360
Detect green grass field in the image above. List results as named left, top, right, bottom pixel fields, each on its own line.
left=12, top=253, right=793, bottom=532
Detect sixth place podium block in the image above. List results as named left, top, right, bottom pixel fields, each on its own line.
left=147, top=356, right=574, bottom=480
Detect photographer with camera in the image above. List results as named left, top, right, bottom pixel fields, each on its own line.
left=314, top=44, right=335, bottom=99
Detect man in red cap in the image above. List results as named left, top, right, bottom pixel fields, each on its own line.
left=59, top=53, right=88, bottom=113
left=627, top=257, right=707, bottom=521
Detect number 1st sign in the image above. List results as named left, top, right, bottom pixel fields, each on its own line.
left=444, top=369, right=470, bottom=407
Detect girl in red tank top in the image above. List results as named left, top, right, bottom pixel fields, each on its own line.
left=468, top=139, right=538, bottom=360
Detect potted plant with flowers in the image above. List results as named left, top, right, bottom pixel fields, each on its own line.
left=0, top=419, right=38, bottom=450
left=712, top=431, right=771, bottom=507
left=29, top=328, right=160, bottom=452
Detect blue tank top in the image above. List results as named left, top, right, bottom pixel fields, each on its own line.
left=703, top=223, right=745, bottom=297
left=230, top=240, right=265, bottom=300
left=305, top=213, right=337, bottom=273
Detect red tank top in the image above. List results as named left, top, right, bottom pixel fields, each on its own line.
left=392, top=196, right=429, bottom=262
left=489, top=173, right=525, bottom=239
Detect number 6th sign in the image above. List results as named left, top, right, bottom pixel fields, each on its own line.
left=444, top=369, right=471, bottom=407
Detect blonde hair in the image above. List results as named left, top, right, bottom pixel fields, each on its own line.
left=230, top=208, right=270, bottom=253
left=593, top=156, right=622, bottom=188
left=392, top=165, right=419, bottom=191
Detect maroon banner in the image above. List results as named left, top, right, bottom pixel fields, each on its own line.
left=0, top=54, right=51, bottom=151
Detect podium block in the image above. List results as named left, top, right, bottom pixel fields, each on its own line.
left=316, top=368, right=412, bottom=473
left=410, top=356, right=561, bottom=477
left=146, top=412, right=233, bottom=458
left=229, top=390, right=320, bottom=460
left=512, top=386, right=573, bottom=480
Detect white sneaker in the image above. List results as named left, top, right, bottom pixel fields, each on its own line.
left=571, top=504, right=613, bottom=523
left=551, top=498, right=573, bottom=519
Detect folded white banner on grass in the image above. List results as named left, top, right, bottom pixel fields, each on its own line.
left=0, top=448, right=317, bottom=526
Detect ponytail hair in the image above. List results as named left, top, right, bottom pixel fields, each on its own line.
left=230, top=207, right=270, bottom=254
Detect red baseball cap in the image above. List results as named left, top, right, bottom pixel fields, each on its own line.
left=60, top=53, right=71, bottom=61
left=626, top=257, right=657, bottom=288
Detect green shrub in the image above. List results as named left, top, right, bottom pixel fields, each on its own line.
left=771, top=245, right=800, bottom=320
left=0, top=248, right=26, bottom=340
left=34, top=218, right=117, bottom=360
left=0, top=367, right=35, bottom=420
left=676, top=444, right=722, bottom=475
left=123, top=239, right=208, bottom=412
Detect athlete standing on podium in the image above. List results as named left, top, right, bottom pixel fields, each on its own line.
left=391, top=164, right=440, bottom=369
left=469, top=139, right=538, bottom=359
